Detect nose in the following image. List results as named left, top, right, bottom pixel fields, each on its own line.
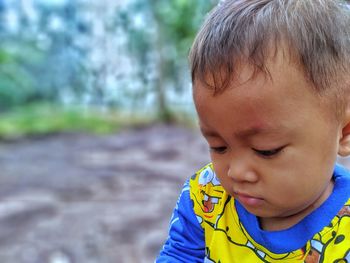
left=227, top=159, right=258, bottom=183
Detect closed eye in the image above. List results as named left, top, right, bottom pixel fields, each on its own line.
left=210, top=146, right=227, bottom=154
left=253, top=146, right=284, bottom=158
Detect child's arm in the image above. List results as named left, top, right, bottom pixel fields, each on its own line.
left=156, top=179, right=205, bottom=262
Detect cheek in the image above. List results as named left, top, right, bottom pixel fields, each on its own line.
left=264, top=163, right=329, bottom=206
left=211, top=155, right=228, bottom=177
left=319, top=139, right=339, bottom=166
left=285, top=137, right=337, bottom=186
left=211, top=156, right=232, bottom=187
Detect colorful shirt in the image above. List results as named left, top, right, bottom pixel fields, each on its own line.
left=157, top=163, right=350, bottom=262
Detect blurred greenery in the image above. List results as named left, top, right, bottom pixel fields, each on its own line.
left=0, top=43, right=43, bottom=110
left=0, top=103, right=118, bottom=139
left=0, top=0, right=218, bottom=138
left=120, top=0, right=216, bottom=121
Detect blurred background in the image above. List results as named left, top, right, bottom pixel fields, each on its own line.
left=0, top=0, right=217, bottom=262
left=0, top=0, right=219, bottom=127
left=1, top=1, right=350, bottom=263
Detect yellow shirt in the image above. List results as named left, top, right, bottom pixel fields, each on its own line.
left=190, top=163, right=350, bottom=262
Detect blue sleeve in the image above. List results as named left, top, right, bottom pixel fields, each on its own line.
left=156, top=179, right=205, bottom=262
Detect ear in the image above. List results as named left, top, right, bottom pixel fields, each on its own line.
left=338, top=107, right=350, bottom=157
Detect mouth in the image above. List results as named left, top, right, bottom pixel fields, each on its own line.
left=234, top=192, right=264, bottom=207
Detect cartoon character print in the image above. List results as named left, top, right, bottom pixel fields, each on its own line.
left=191, top=164, right=350, bottom=262
left=204, top=247, right=217, bottom=263
left=191, top=165, right=302, bottom=262
left=192, top=166, right=222, bottom=220
left=305, top=240, right=322, bottom=262
left=338, top=205, right=350, bottom=217
left=215, top=201, right=302, bottom=262
left=203, top=193, right=220, bottom=213
left=304, top=204, right=350, bottom=262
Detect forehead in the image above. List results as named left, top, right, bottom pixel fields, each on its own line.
left=193, top=50, right=337, bottom=135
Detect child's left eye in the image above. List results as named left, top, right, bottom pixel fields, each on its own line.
left=253, top=147, right=284, bottom=158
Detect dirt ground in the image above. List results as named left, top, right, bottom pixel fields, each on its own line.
left=0, top=124, right=210, bottom=263
left=1, top=124, right=350, bottom=263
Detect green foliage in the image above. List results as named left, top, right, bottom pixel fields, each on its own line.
left=0, top=44, right=42, bottom=110
left=0, top=2, right=90, bottom=112
left=152, top=0, right=215, bottom=57
left=0, top=103, right=122, bottom=140
left=119, top=0, right=217, bottom=122
left=0, top=1, right=217, bottom=126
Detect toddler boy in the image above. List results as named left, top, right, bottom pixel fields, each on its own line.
left=157, top=0, right=350, bottom=261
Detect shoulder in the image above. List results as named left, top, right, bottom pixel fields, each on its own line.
left=310, top=165, right=350, bottom=259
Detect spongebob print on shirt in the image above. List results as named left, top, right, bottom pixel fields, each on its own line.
left=190, top=164, right=350, bottom=262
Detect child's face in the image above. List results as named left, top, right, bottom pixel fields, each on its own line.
left=194, top=53, right=344, bottom=229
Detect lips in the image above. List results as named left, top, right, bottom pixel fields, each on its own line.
left=235, top=192, right=264, bottom=207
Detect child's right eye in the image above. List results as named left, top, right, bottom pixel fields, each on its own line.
left=210, top=146, right=227, bottom=154
left=253, top=146, right=284, bottom=158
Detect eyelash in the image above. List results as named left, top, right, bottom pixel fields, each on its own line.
left=210, top=146, right=227, bottom=154
left=210, top=146, right=284, bottom=158
left=253, top=147, right=284, bottom=158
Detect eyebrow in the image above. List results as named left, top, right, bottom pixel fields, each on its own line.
left=200, top=127, right=219, bottom=137
left=200, top=126, right=283, bottom=139
left=235, top=127, right=268, bottom=139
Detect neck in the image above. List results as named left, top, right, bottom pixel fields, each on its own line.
left=259, top=180, right=334, bottom=231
